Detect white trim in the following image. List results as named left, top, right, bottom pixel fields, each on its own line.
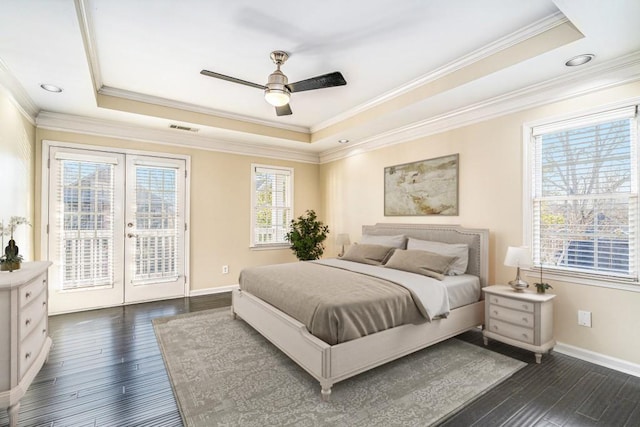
left=188, top=284, right=239, bottom=297
left=74, top=0, right=102, bottom=93
left=554, top=342, right=640, bottom=378
left=319, top=51, right=640, bottom=163
left=0, top=59, right=38, bottom=123
left=36, top=111, right=320, bottom=164
left=311, top=12, right=569, bottom=133
left=98, top=86, right=310, bottom=134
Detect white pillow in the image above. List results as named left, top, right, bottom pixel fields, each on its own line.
left=406, top=237, right=469, bottom=275
left=360, top=234, right=406, bottom=249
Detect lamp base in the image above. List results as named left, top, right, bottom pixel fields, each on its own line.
left=509, top=278, right=529, bottom=292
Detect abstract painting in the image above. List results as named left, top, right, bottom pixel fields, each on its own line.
left=384, top=154, right=459, bottom=216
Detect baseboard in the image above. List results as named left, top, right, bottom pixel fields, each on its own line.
left=555, top=342, right=640, bottom=378
left=189, top=284, right=239, bottom=297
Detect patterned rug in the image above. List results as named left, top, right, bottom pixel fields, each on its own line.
left=153, top=308, right=525, bottom=426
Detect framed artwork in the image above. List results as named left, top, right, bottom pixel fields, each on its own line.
left=384, top=154, right=459, bottom=216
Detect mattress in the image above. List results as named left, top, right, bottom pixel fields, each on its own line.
left=238, top=259, right=481, bottom=345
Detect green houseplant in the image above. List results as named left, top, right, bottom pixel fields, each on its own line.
left=285, top=210, right=329, bottom=261
left=0, top=216, right=31, bottom=272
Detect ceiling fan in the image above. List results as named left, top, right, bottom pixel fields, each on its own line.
left=200, top=50, right=347, bottom=116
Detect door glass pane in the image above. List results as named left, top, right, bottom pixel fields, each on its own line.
left=132, top=166, right=179, bottom=283
left=60, top=160, right=115, bottom=290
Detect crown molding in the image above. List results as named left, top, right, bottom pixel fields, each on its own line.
left=319, top=51, right=640, bottom=163
left=311, top=12, right=569, bottom=133
left=98, top=86, right=310, bottom=134
left=75, top=0, right=102, bottom=93
left=36, top=111, right=320, bottom=164
left=0, top=58, right=39, bottom=123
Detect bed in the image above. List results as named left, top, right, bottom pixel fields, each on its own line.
left=232, top=223, right=489, bottom=400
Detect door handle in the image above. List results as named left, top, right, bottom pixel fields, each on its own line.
left=127, top=233, right=138, bottom=238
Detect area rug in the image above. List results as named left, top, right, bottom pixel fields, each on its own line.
left=153, top=308, right=525, bottom=426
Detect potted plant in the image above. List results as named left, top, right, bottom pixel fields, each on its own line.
left=0, top=216, right=31, bottom=272
left=285, top=210, right=329, bottom=261
left=533, top=263, right=553, bottom=294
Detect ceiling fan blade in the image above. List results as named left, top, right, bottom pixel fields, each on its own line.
left=275, top=104, right=292, bottom=116
left=287, top=71, right=346, bottom=93
left=200, top=69, right=266, bottom=90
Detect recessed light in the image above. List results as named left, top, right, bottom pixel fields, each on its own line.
left=40, top=83, right=63, bottom=93
left=338, top=139, right=349, bottom=144
left=565, top=54, right=595, bottom=67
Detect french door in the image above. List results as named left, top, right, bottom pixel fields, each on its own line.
left=46, top=146, right=187, bottom=314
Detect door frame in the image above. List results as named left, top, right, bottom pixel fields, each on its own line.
left=40, top=140, right=191, bottom=314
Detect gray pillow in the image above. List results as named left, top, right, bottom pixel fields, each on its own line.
left=384, top=249, right=458, bottom=280
left=406, top=238, right=469, bottom=275
left=341, top=244, right=395, bottom=265
left=360, top=234, right=406, bottom=249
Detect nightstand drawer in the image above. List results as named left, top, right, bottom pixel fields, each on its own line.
left=19, top=273, right=47, bottom=309
left=20, top=290, right=48, bottom=341
left=487, top=319, right=534, bottom=344
left=487, top=295, right=534, bottom=313
left=488, top=304, right=534, bottom=327
left=19, top=315, right=48, bottom=379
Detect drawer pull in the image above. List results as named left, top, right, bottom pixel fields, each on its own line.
left=522, top=304, right=529, bottom=310
left=493, top=325, right=499, bottom=331
left=25, top=291, right=32, bottom=299
left=522, top=317, right=528, bottom=323
left=42, top=328, right=47, bottom=334
left=493, top=310, right=499, bottom=315
left=25, top=318, right=31, bottom=326
left=522, top=333, right=529, bottom=339
left=25, top=352, right=31, bottom=360
left=43, top=301, right=47, bottom=307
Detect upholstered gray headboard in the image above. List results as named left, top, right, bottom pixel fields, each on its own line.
left=361, top=223, right=489, bottom=287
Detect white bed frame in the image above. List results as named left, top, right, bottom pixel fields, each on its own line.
left=232, top=223, right=489, bottom=400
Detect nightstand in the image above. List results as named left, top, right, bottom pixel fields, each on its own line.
left=482, top=285, right=555, bottom=363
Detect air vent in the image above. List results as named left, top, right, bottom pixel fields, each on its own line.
left=169, top=124, right=199, bottom=132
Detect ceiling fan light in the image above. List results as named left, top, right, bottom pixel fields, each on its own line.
left=264, top=89, right=290, bottom=107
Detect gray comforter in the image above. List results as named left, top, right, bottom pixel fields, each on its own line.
left=238, top=259, right=450, bottom=345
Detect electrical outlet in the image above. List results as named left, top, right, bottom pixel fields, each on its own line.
left=578, top=310, right=592, bottom=327
left=222, top=265, right=229, bottom=274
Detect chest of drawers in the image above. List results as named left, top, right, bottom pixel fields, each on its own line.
left=482, top=285, right=555, bottom=363
left=0, top=261, right=52, bottom=427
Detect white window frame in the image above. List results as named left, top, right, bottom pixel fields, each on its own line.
left=250, top=164, right=294, bottom=249
left=523, top=102, right=640, bottom=292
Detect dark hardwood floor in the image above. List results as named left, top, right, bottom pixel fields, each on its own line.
left=2, top=293, right=638, bottom=426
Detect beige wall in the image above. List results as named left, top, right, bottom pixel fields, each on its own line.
left=320, top=81, right=640, bottom=365
left=0, top=87, right=35, bottom=259
left=34, top=129, right=320, bottom=292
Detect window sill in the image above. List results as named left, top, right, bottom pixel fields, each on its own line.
left=250, top=244, right=290, bottom=251
left=523, top=269, right=640, bottom=293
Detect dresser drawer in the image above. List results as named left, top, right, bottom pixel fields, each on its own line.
left=19, top=273, right=47, bottom=309
left=488, top=304, right=534, bottom=327
left=19, top=315, right=48, bottom=379
left=487, top=295, right=534, bottom=313
left=20, top=289, right=48, bottom=341
left=486, top=319, right=534, bottom=345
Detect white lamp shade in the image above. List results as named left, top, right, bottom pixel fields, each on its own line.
left=504, top=246, right=532, bottom=268
left=336, top=233, right=351, bottom=246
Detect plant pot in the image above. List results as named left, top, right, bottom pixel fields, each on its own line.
left=0, top=261, right=21, bottom=272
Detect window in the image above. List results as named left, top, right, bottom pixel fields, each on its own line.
left=251, top=164, right=293, bottom=247
left=527, top=105, right=638, bottom=284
